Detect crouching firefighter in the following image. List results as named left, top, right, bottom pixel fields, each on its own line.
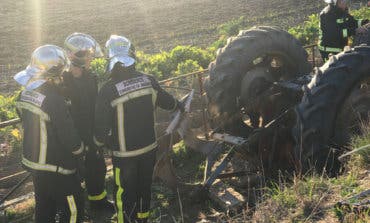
left=14, top=45, right=84, bottom=223
left=94, top=35, right=183, bottom=223
left=319, top=0, right=369, bottom=61
left=63, top=33, right=114, bottom=212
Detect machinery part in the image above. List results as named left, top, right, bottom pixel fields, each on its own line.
left=294, top=46, right=370, bottom=174
left=354, top=23, right=370, bottom=46
left=206, top=26, right=311, bottom=131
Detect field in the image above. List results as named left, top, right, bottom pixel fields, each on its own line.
left=0, top=0, right=325, bottom=66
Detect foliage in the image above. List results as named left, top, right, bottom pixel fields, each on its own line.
left=174, top=60, right=202, bottom=76
left=217, top=16, right=246, bottom=37
left=136, top=46, right=214, bottom=80
left=90, top=57, right=108, bottom=85
left=288, top=14, right=320, bottom=45
left=351, top=6, right=370, bottom=20
left=0, top=93, right=18, bottom=122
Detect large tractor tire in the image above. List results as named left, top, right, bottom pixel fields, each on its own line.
left=294, top=46, right=370, bottom=174
left=206, top=26, right=311, bottom=132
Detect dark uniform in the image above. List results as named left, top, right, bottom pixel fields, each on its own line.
left=319, top=4, right=366, bottom=61
left=62, top=70, right=109, bottom=207
left=94, top=66, right=179, bottom=223
left=17, top=83, right=84, bottom=223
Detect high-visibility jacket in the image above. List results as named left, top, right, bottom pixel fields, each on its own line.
left=17, top=83, right=83, bottom=174
left=94, top=68, right=179, bottom=157
left=62, top=70, right=98, bottom=147
left=319, top=4, right=365, bottom=53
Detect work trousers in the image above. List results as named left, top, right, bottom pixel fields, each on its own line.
left=85, top=147, right=108, bottom=202
left=113, top=149, right=156, bottom=223
left=32, top=171, right=84, bottom=223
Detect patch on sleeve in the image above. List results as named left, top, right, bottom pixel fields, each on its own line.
left=115, top=76, right=152, bottom=96
left=20, top=90, right=46, bottom=107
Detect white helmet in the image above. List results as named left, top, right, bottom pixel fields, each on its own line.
left=324, top=0, right=337, bottom=4
left=14, top=45, right=70, bottom=90
left=105, top=35, right=136, bottom=72
left=64, top=33, right=103, bottom=67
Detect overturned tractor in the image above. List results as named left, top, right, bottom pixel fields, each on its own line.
left=154, top=25, right=370, bottom=209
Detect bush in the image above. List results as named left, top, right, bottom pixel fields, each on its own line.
left=288, top=14, right=320, bottom=45
left=136, top=46, right=214, bottom=80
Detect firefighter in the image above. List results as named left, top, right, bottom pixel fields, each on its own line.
left=319, top=0, right=368, bottom=61
left=94, top=35, right=183, bottom=223
left=14, top=45, right=84, bottom=223
left=63, top=33, right=114, bottom=212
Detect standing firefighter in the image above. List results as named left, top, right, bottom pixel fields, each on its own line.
left=14, top=45, right=84, bottom=223
left=94, top=35, right=183, bottom=223
left=63, top=33, right=114, bottom=212
left=319, top=0, right=368, bottom=61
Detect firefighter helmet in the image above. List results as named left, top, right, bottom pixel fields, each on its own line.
left=14, top=45, right=70, bottom=90
left=64, top=33, right=103, bottom=67
left=105, top=35, right=136, bottom=72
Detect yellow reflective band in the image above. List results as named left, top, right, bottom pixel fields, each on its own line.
left=72, top=142, right=84, bottom=155
left=16, top=102, right=50, bottom=121
left=152, top=91, right=158, bottom=138
left=22, top=157, right=76, bottom=175
left=318, top=45, right=342, bottom=53
left=336, top=18, right=344, bottom=24
left=342, top=29, right=348, bottom=38
left=39, top=118, right=48, bottom=164
left=358, top=19, right=362, bottom=28
left=111, top=88, right=155, bottom=107
left=67, top=195, right=77, bottom=223
left=117, top=103, right=126, bottom=152
left=137, top=212, right=150, bottom=219
left=115, top=168, right=124, bottom=223
left=93, top=136, right=104, bottom=147
left=112, top=142, right=157, bottom=158
left=88, top=190, right=107, bottom=201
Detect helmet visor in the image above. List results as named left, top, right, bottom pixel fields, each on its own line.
left=107, top=55, right=135, bottom=72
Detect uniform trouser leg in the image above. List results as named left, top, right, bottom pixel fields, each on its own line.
left=56, top=174, right=85, bottom=223
left=136, top=150, right=156, bottom=223
left=85, top=148, right=107, bottom=201
left=33, top=172, right=84, bottom=223
left=33, top=173, right=57, bottom=223
left=113, top=157, right=139, bottom=223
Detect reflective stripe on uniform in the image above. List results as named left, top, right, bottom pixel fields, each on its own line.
left=112, top=142, right=157, bottom=158
left=16, top=102, right=50, bottom=121
left=88, top=190, right=107, bottom=201
left=117, top=103, right=126, bottom=152
left=67, top=195, right=77, bottom=223
left=39, top=118, right=48, bottom=164
left=336, top=18, right=344, bottom=24
left=111, top=88, right=155, bottom=107
left=358, top=19, right=363, bottom=28
left=22, top=157, right=76, bottom=175
left=137, top=212, right=150, bottom=219
left=115, top=168, right=124, bottom=223
left=152, top=91, right=158, bottom=138
left=318, top=45, right=342, bottom=53
left=93, top=136, right=104, bottom=147
left=342, top=28, right=348, bottom=38
left=72, top=142, right=84, bottom=155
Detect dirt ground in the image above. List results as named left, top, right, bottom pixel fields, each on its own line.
left=0, top=0, right=324, bottom=66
